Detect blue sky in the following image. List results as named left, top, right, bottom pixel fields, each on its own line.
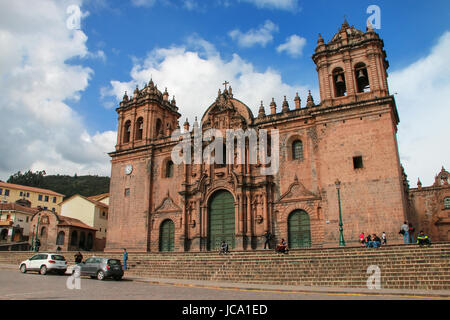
left=0, top=0, right=449, bottom=185
left=77, top=0, right=450, bottom=132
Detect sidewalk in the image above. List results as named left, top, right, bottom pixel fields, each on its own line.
left=3, top=264, right=449, bottom=299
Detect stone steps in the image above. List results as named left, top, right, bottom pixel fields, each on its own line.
left=1, top=243, right=449, bottom=290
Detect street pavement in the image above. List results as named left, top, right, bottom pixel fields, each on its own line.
left=0, top=266, right=448, bottom=300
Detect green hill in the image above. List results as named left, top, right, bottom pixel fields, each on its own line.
left=6, top=170, right=110, bottom=200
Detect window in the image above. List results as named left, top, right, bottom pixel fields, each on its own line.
left=444, top=198, right=450, bottom=209
left=38, top=195, right=43, bottom=201
left=26, top=217, right=29, bottom=223
left=20, top=191, right=23, bottom=196
left=166, top=160, right=174, bottom=178
left=26, top=193, right=30, bottom=198
left=44, top=196, right=49, bottom=202
left=0, top=188, right=2, bottom=195
left=136, top=117, right=144, bottom=140
left=43, top=207, right=48, bottom=210
left=70, top=231, right=78, bottom=246
left=353, top=156, right=364, bottom=169
left=40, top=227, right=46, bottom=236
left=125, top=188, right=130, bottom=197
left=52, top=208, right=55, bottom=212
left=4, top=190, right=9, bottom=197
left=292, top=140, right=304, bottom=160
left=355, top=63, right=370, bottom=93
left=123, top=120, right=131, bottom=143
left=155, top=119, right=162, bottom=137
left=53, top=197, right=56, bottom=203
left=56, top=232, right=65, bottom=245
left=333, top=67, right=347, bottom=97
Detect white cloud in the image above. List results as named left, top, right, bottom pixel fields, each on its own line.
left=389, top=31, right=450, bottom=186
left=130, top=0, right=157, bottom=7
left=277, top=34, right=307, bottom=58
left=239, top=0, right=299, bottom=10
left=0, top=0, right=116, bottom=180
left=229, top=20, right=279, bottom=48
left=102, top=36, right=315, bottom=132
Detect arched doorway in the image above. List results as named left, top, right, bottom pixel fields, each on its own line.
left=159, top=219, right=175, bottom=252
left=208, top=190, right=235, bottom=251
left=288, top=210, right=311, bottom=248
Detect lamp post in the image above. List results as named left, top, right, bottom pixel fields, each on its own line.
left=32, top=209, right=42, bottom=252
left=335, top=179, right=346, bottom=247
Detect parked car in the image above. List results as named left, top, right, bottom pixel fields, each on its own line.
left=75, top=257, right=123, bottom=281
left=19, top=253, right=67, bottom=275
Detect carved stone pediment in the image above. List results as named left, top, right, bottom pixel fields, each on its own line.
left=154, top=194, right=181, bottom=213
left=277, top=176, right=319, bottom=203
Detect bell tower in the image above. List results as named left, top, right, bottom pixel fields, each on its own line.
left=313, top=21, right=390, bottom=107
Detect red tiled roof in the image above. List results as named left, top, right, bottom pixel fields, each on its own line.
left=0, top=182, right=64, bottom=197
left=57, top=216, right=97, bottom=231
left=0, top=203, right=39, bottom=215
left=87, top=193, right=109, bottom=201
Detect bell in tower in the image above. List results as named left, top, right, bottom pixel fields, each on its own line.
left=312, top=20, right=390, bottom=106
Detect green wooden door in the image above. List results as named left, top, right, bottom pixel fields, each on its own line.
left=159, top=219, right=175, bottom=252
left=208, top=190, right=235, bottom=250
left=288, top=210, right=311, bottom=248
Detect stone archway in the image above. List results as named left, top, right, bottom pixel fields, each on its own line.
left=207, top=189, right=235, bottom=251
left=288, top=210, right=311, bottom=248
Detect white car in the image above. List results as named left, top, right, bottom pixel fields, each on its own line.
left=19, top=253, right=67, bottom=275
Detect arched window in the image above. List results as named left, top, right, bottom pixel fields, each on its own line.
left=444, top=197, right=450, bottom=209
left=166, top=160, right=174, bottom=178
left=355, top=63, right=370, bottom=93
left=155, top=119, right=162, bottom=137
left=79, top=232, right=86, bottom=249
left=56, top=231, right=65, bottom=245
left=87, top=233, right=93, bottom=250
left=135, top=117, right=144, bottom=140
left=333, top=67, right=347, bottom=97
left=292, top=140, right=303, bottom=160
left=70, top=231, right=78, bottom=246
left=123, top=120, right=131, bottom=143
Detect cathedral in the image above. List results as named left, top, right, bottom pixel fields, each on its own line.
left=105, top=21, right=409, bottom=252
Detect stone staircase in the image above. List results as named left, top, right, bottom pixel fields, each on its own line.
left=1, top=243, right=449, bottom=290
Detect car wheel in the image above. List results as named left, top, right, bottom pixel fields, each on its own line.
left=20, top=264, right=27, bottom=273
left=97, top=270, right=105, bottom=281
left=40, top=265, right=47, bottom=275
left=113, top=276, right=122, bottom=281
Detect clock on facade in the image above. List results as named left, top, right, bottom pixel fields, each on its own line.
left=124, top=164, right=133, bottom=175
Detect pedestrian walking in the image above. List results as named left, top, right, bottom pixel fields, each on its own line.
left=263, top=230, right=273, bottom=249
left=400, top=221, right=409, bottom=244
left=74, top=251, right=83, bottom=264
left=35, top=239, right=41, bottom=252
left=123, top=248, right=128, bottom=270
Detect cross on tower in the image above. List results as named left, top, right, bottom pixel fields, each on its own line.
left=222, top=81, right=229, bottom=91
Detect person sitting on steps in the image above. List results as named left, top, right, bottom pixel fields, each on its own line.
left=416, top=231, right=432, bottom=247
left=219, top=240, right=229, bottom=254
left=276, top=238, right=289, bottom=254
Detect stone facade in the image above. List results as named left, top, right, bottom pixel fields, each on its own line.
left=407, top=167, right=450, bottom=242
left=105, top=22, right=408, bottom=252
left=29, top=210, right=97, bottom=252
